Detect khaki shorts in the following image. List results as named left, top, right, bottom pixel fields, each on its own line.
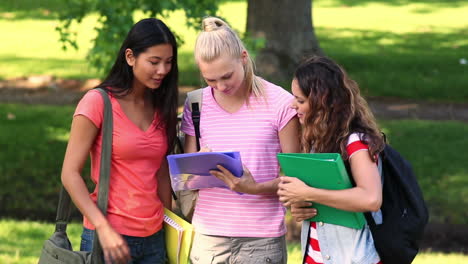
left=189, top=233, right=287, bottom=264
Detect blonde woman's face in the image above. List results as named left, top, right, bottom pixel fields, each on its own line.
left=290, top=79, right=310, bottom=124
left=198, top=54, right=246, bottom=96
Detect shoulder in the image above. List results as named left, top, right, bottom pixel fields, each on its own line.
left=347, top=133, right=365, bottom=145
left=184, top=87, right=210, bottom=111
left=258, top=79, right=293, bottom=107
left=74, top=89, right=107, bottom=127
left=80, top=89, right=105, bottom=105
left=346, top=133, right=369, bottom=158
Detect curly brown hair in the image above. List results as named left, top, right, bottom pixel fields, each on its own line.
left=294, top=56, right=384, bottom=161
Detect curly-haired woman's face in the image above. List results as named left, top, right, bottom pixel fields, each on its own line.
left=290, top=79, right=310, bottom=124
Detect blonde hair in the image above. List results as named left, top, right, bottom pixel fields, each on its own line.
left=195, top=16, right=264, bottom=98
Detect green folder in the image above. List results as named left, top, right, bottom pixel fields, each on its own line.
left=277, top=153, right=365, bottom=229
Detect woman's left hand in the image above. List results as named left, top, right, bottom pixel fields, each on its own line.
left=277, top=176, right=311, bottom=207
left=210, top=165, right=258, bottom=194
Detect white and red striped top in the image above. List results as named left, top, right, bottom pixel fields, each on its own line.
left=181, top=80, right=296, bottom=237
left=305, top=133, right=382, bottom=264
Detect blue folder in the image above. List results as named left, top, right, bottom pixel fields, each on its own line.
left=167, top=152, right=243, bottom=191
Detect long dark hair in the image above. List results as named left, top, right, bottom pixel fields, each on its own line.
left=98, top=18, right=178, bottom=152
left=294, top=56, right=384, bottom=161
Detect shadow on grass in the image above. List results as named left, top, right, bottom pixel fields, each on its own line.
left=0, top=56, right=97, bottom=80
left=0, top=0, right=72, bottom=20
left=317, top=27, right=468, bottom=102
left=0, top=104, right=91, bottom=221
left=380, top=120, right=468, bottom=225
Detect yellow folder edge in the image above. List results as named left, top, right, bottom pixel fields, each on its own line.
left=164, top=208, right=194, bottom=264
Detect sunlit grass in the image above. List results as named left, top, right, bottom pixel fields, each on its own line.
left=1, top=219, right=467, bottom=264
left=0, top=219, right=82, bottom=264
left=286, top=241, right=468, bottom=263
left=1, top=0, right=468, bottom=101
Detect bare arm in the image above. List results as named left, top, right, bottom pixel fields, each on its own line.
left=251, top=116, right=301, bottom=193
left=157, top=158, right=172, bottom=209
left=279, top=116, right=301, bottom=153
left=184, top=134, right=197, bottom=153
left=278, top=150, right=382, bottom=212
left=61, top=115, right=130, bottom=263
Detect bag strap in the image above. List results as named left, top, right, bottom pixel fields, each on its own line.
left=344, top=132, right=387, bottom=227
left=187, top=89, right=203, bottom=151
left=53, top=88, right=113, bottom=263
left=91, top=88, right=113, bottom=263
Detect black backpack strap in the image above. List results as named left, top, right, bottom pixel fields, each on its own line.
left=191, top=102, right=201, bottom=151
left=187, top=89, right=203, bottom=152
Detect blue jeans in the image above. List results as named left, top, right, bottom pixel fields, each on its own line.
left=80, top=227, right=166, bottom=264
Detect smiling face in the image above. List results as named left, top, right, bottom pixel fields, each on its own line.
left=197, top=53, right=247, bottom=96
left=126, top=43, right=173, bottom=90
left=291, top=78, right=310, bottom=124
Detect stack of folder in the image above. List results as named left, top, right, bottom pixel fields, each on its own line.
left=164, top=208, right=194, bottom=264
left=277, top=153, right=366, bottom=229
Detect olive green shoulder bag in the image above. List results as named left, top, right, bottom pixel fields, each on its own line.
left=38, top=88, right=112, bottom=264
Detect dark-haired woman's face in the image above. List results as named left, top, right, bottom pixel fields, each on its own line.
left=290, top=79, right=310, bottom=124
left=126, top=43, right=173, bottom=90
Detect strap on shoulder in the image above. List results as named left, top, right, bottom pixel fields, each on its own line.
left=187, top=88, right=203, bottom=111
left=187, top=89, right=203, bottom=151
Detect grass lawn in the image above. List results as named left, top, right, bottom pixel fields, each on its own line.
left=0, top=219, right=467, bottom=264
left=1, top=0, right=468, bottom=101
left=1, top=103, right=467, bottom=224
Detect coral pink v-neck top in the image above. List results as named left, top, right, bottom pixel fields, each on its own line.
left=74, top=89, right=168, bottom=237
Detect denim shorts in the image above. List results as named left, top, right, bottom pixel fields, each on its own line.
left=80, top=227, right=166, bottom=264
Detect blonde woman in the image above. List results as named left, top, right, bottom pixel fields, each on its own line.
left=181, top=17, right=300, bottom=263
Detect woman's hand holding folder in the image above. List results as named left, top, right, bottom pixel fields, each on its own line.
left=290, top=202, right=318, bottom=222
left=278, top=176, right=314, bottom=206
left=278, top=176, right=318, bottom=222
left=209, top=165, right=258, bottom=194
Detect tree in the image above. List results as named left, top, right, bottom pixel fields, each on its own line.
left=58, top=0, right=321, bottom=84
left=246, top=0, right=323, bottom=85
left=57, top=0, right=218, bottom=75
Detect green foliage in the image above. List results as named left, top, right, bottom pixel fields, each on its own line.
left=242, top=32, right=266, bottom=60
left=56, top=0, right=219, bottom=75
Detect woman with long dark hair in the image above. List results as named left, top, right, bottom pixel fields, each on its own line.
left=278, top=56, right=385, bottom=264
left=61, top=18, right=178, bottom=263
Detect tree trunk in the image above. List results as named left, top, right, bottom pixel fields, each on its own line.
left=247, top=0, right=323, bottom=85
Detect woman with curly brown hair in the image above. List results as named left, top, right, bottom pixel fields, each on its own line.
left=277, top=56, right=385, bottom=264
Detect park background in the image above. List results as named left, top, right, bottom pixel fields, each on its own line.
left=0, top=0, right=467, bottom=263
